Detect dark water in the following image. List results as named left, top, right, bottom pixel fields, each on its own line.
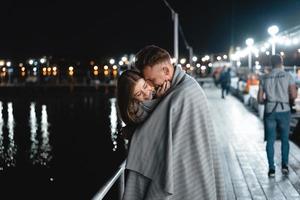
left=0, top=89, right=126, bottom=199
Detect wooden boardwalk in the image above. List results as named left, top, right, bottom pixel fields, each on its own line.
left=204, top=87, right=300, bottom=200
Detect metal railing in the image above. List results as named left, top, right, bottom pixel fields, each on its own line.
left=92, top=160, right=126, bottom=200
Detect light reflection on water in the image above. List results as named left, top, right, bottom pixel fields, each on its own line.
left=6, top=102, right=17, bottom=167
left=0, top=102, right=4, bottom=169
left=109, top=98, right=118, bottom=151
left=29, top=103, right=38, bottom=161
left=39, top=105, right=52, bottom=165
left=30, top=104, right=52, bottom=165
left=0, top=102, right=52, bottom=168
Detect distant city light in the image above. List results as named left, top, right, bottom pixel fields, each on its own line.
left=0, top=60, right=5, bottom=67
left=52, top=66, right=57, bottom=71
left=246, top=38, right=254, bottom=46
left=171, top=57, right=177, bottom=64
left=69, top=66, right=74, bottom=71
left=2, top=67, right=6, bottom=72
left=104, top=65, right=109, bottom=70
left=34, top=61, right=38, bottom=66
left=42, top=68, right=47, bottom=72
left=90, top=60, right=95, bottom=65
left=298, top=49, right=300, bottom=53
left=268, top=25, right=279, bottom=36
left=21, top=67, right=26, bottom=72
left=109, top=59, right=115, bottom=65
left=255, top=61, right=259, bottom=65
left=208, top=63, right=212, bottom=67
left=19, top=63, right=23, bottom=67
left=280, top=51, right=285, bottom=56
left=29, top=59, right=34, bottom=65
left=47, top=67, right=51, bottom=72
left=217, top=56, right=221, bottom=61
left=112, top=65, right=118, bottom=70
left=186, top=64, right=191, bottom=68
left=192, top=56, right=197, bottom=62
left=196, top=63, right=201, bottom=68
left=237, top=61, right=241, bottom=67
left=266, top=51, right=270, bottom=55
left=33, top=67, right=37, bottom=72
left=223, top=55, right=228, bottom=59
left=256, top=65, right=262, bottom=70
left=118, top=61, right=124, bottom=66
left=121, top=56, right=128, bottom=62
left=201, top=65, right=207, bottom=70
left=6, top=61, right=11, bottom=67
left=40, top=58, right=46, bottom=64
left=93, top=66, right=98, bottom=71
left=180, top=58, right=186, bottom=64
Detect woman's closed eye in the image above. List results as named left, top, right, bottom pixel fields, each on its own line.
left=135, top=92, right=141, bottom=97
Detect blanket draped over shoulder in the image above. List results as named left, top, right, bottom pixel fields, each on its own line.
left=123, top=66, right=226, bottom=200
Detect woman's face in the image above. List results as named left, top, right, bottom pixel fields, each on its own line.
left=133, top=78, right=153, bottom=102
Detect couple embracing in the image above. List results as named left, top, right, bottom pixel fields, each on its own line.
left=117, top=45, right=226, bottom=200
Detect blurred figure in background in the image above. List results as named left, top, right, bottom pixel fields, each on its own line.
left=219, top=67, right=231, bottom=99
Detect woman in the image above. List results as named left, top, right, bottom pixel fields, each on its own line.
left=117, top=70, right=170, bottom=142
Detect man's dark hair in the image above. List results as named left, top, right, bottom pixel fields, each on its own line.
left=134, top=45, right=171, bottom=71
left=270, top=54, right=283, bottom=68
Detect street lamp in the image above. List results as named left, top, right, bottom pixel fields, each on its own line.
left=268, top=25, right=279, bottom=55
left=245, top=38, right=254, bottom=71
left=109, top=59, right=115, bottom=65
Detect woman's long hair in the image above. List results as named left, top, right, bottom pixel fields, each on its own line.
left=117, top=70, right=143, bottom=125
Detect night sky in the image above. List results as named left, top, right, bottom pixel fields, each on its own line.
left=1, top=0, right=300, bottom=61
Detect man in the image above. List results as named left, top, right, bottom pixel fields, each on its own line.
left=257, top=54, right=297, bottom=178
left=123, top=45, right=226, bottom=200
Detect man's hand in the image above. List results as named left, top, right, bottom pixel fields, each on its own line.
left=156, top=81, right=171, bottom=97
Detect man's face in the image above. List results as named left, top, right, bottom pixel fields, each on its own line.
left=142, top=62, right=169, bottom=88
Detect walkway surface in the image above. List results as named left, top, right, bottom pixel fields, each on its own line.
left=204, top=86, right=300, bottom=200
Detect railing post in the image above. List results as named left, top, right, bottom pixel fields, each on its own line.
left=118, top=170, right=125, bottom=200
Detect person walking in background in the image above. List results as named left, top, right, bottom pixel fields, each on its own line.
left=257, top=54, right=297, bottom=178
left=219, top=67, right=231, bottom=99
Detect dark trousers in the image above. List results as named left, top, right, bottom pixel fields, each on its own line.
left=264, top=111, right=291, bottom=170
left=221, top=85, right=230, bottom=98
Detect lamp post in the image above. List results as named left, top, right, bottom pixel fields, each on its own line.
left=268, top=25, right=279, bottom=55
left=163, top=0, right=179, bottom=64
left=245, top=38, right=254, bottom=72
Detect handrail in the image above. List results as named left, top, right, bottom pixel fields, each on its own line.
left=92, top=160, right=126, bottom=200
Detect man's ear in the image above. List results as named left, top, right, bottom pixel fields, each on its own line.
left=163, top=66, right=169, bottom=75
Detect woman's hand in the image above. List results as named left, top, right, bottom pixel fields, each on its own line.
left=156, top=81, right=171, bottom=97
